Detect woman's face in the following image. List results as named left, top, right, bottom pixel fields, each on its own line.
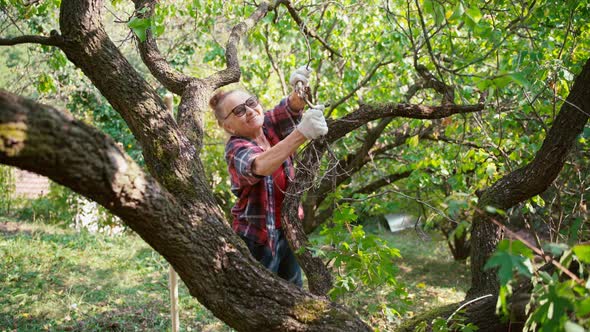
left=221, top=91, right=264, bottom=137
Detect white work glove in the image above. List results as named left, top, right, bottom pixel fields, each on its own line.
left=289, top=65, right=312, bottom=88
left=297, top=105, right=328, bottom=140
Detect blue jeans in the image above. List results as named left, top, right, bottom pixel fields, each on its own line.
left=241, top=230, right=303, bottom=288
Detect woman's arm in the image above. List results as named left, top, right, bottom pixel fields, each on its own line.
left=252, top=129, right=306, bottom=176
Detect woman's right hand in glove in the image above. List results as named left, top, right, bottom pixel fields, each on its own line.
left=297, top=105, right=328, bottom=140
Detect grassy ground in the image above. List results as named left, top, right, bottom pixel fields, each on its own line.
left=0, top=219, right=469, bottom=331
left=331, top=228, right=470, bottom=330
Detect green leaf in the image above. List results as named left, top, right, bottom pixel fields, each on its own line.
left=498, top=239, right=534, bottom=259
left=448, top=2, right=464, bottom=21
left=572, top=244, right=590, bottom=263
left=37, top=73, right=56, bottom=94
left=127, top=17, right=151, bottom=42
left=133, top=27, right=147, bottom=42
left=484, top=205, right=506, bottom=216
left=485, top=163, right=496, bottom=178
left=575, top=297, right=590, bottom=316
left=333, top=204, right=358, bottom=224
left=491, top=75, right=512, bottom=89
left=509, top=72, right=530, bottom=87
left=543, top=243, right=569, bottom=256
left=531, top=195, right=545, bottom=207
left=485, top=252, right=515, bottom=285
left=152, top=24, right=165, bottom=37
left=407, top=135, right=419, bottom=147
left=485, top=243, right=533, bottom=285
left=203, top=44, right=225, bottom=63
left=475, top=78, right=492, bottom=90
left=127, top=16, right=151, bottom=29
left=465, top=6, right=482, bottom=23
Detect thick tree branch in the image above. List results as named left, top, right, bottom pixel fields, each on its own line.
left=0, top=89, right=371, bottom=332
left=415, top=64, right=455, bottom=104
left=0, top=90, right=188, bottom=248
left=327, top=102, right=484, bottom=143
left=133, top=0, right=193, bottom=95
left=282, top=139, right=334, bottom=296
left=58, top=0, right=205, bottom=199
left=0, top=31, right=64, bottom=47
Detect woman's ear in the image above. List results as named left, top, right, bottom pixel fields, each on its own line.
left=223, top=121, right=235, bottom=135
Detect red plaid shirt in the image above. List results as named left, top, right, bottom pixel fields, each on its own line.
left=225, top=98, right=302, bottom=253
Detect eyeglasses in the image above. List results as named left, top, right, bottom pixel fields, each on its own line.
left=224, top=96, right=259, bottom=120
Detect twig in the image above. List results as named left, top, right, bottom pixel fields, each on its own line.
left=263, top=25, right=288, bottom=96
left=327, top=56, right=394, bottom=117
left=447, top=294, right=494, bottom=323
left=279, top=0, right=342, bottom=58
left=343, top=188, right=459, bottom=225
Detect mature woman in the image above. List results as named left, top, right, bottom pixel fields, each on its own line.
left=209, top=67, right=328, bottom=287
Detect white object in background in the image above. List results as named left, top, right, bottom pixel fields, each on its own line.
left=169, top=265, right=179, bottom=332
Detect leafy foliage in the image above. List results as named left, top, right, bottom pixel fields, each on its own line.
left=484, top=239, right=590, bottom=331
left=1, top=0, right=589, bottom=329
left=310, top=203, right=409, bottom=320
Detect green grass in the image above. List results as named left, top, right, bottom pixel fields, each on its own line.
left=385, top=230, right=469, bottom=311
left=0, top=220, right=230, bottom=332
left=0, top=220, right=469, bottom=331
left=329, top=228, right=470, bottom=330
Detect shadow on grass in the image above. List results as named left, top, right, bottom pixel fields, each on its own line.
left=398, top=257, right=470, bottom=290
left=0, top=302, right=169, bottom=332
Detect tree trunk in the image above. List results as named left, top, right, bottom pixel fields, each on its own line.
left=468, top=57, right=590, bottom=298
left=0, top=0, right=372, bottom=329
left=0, top=91, right=371, bottom=331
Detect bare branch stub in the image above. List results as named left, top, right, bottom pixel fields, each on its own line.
left=0, top=30, right=64, bottom=47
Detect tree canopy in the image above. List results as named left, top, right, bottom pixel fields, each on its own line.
left=1, top=0, right=589, bottom=331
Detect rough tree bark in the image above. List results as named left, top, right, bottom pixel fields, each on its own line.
left=0, top=83, right=371, bottom=332
left=0, top=0, right=371, bottom=330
